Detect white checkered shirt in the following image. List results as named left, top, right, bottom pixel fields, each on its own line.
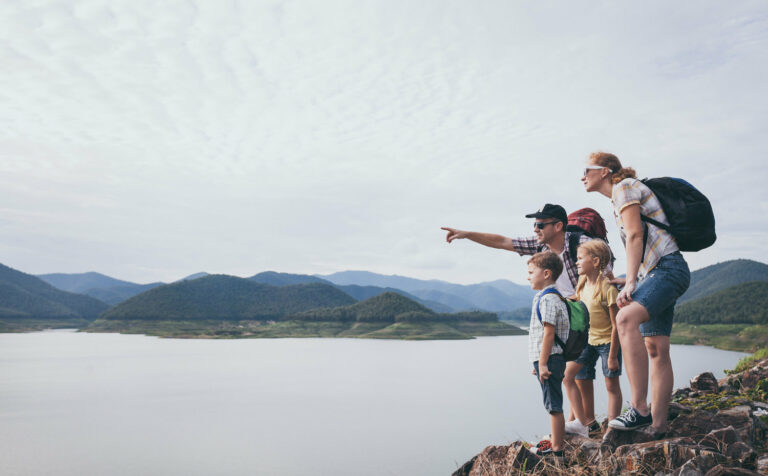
left=528, top=285, right=569, bottom=363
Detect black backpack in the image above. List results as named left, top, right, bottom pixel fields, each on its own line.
left=640, top=177, right=716, bottom=253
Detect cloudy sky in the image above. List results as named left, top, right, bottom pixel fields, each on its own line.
left=1, top=0, right=766, bottom=285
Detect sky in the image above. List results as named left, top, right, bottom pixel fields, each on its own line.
left=1, top=0, right=767, bottom=285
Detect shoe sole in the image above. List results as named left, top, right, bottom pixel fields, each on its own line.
left=607, top=421, right=651, bottom=431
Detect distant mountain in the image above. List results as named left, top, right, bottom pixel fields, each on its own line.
left=678, top=259, right=768, bottom=304
left=675, top=281, right=768, bottom=325
left=249, top=271, right=331, bottom=286
left=38, top=271, right=165, bottom=306
left=100, top=275, right=356, bottom=320
left=318, top=271, right=534, bottom=311
left=249, top=271, right=453, bottom=312
left=288, top=292, right=497, bottom=324
left=177, top=272, right=210, bottom=282
left=0, top=263, right=108, bottom=319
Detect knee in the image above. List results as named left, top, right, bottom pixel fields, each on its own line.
left=615, top=309, right=634, bottom=334
left=645, top=339, right=670, bottom=360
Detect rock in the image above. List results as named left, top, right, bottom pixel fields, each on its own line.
left=726, top=441, right=757, bottom=469
left=614, top=437, right=707, bottom=474
left=564, top=434, right=601, bottom=464
left=740, top=359, right=768, bottom=391
left=674, top=453, right=722, bottom=475
left=698, top=426, right=741, bottom=451
left=691, top=372, right=720, bottom=394
left=669, top=402, right=693, bottom=421
left=668, top=408, right=755, bottom=445
left=674, top=388, right=692, bottom=399
left=756, top=454, right=768, bottom=474
left=451, top=442, right=539, bottom=476
left=704, top=464, right=762, bottom=475
left=602, top=425, right=663, bottom=451
left=752, top=401, right=768, bottom=410
left=677, top=458, right=706, bottom=476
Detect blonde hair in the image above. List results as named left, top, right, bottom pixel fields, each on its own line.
left=574, top=239, right=612, bottom=300
left=528, top=251, right=563, bottom=280
left=589, top=151, right=637, bottom=184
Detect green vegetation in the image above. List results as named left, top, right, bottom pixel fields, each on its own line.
left=670, top=323, right=768, bottom=352
left=678, top=258, right=768, bottom=304
left=728, top=347, right=768, bottom=374
left=675, top=281, right=768, bottom=325
left=0, top=263, right=108, bottom=331
left=498, top=306, right=530, bottom=327
left=101, top=276, right=356, bottom=321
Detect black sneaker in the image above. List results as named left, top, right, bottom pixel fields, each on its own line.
left=587, top=420, right=601, bottom=437
left=537, top=446, right=564, bottom=459
left=608, top=407, right=652, bottom=431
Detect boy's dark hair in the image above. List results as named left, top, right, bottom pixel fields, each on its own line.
left=528, top=251, right=563, bottom=280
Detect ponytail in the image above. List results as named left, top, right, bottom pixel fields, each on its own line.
left=589, top=151, right=637, bottom=184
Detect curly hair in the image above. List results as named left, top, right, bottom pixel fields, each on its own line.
left=589, top=151, right=636, bottom=184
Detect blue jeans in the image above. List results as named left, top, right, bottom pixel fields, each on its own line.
left=575, top=343, right=622, bottom=380
left=632, top=251, right=690, bottom=337
left=533, top=354, right=565, bottom=414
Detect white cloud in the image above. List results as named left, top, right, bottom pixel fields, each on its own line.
left=0, top=0, right=766, bottom=284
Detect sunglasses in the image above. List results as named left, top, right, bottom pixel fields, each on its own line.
left=583, top=165, right=606, bottom=177
left=534, top=221, right=559, bottom=230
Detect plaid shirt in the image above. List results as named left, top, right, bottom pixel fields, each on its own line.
left=612, top=178, right=679, bottom=280
left=528, top=285, right=569, bottom=363
left=511, top=232, right=596, bottom=292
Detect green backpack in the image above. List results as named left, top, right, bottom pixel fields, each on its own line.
left=536, top=288, right=590, bottom=361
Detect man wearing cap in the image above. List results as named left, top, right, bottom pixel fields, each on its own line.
left=442, top=203, right=608, bottom=297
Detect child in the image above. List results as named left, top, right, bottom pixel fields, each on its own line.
left=527, top=251, right=570, bottom=458
left=563, top=239, right=622, bottom=437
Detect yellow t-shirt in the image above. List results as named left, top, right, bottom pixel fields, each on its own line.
left=577, top=276, right=619, bottom=346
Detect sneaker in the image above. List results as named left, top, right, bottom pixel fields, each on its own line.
left=537, top=446, right=564, bottom=462
left=608, top=407, right=652, bottom=431
left=564, top=419, right=589, bottom=437
left=587, top=420, right=601, bottom=437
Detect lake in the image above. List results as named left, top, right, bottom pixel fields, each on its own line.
left=0, top=330, right=747, bottom=476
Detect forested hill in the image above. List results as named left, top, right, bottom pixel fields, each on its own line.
left=287, top=292, right=498, bottom=323
left=0, top=263, right=108, bottom=319
left=100, top=276, right=356, bottom=320
left=679, top=259, right=768, bottom=304
left=675, top=281, right=768, bottom=325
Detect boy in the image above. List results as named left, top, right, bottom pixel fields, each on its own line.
left=527, top=251, right=570, bottom=459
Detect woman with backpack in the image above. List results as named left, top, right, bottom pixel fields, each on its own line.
left=581, top=151, right=690, bottom=435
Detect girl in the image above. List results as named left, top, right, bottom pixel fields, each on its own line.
left=563, top=239, right=622, bottom=437
left=581, top=151, right=690, bottom=435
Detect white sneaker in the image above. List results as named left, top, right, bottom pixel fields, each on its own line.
left=564, top=419, right=589, bottom=437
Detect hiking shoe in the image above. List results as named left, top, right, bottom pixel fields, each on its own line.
left=564, top=419, right=589, bottom=437
left=608, top=407, right=652, bottom=431
left=537, top=446, right=564, bottom=463
left=587, top=420, right=602, bottom=437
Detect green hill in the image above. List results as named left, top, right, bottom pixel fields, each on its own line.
left=0, top=263, right=109, bottom=331
left=675, top=281, right=768, bottom=325
left=679, top=259, right=768, bottom=304
left=98, top=275, right=356, bottom=321
left=287, top=292, right=434, bottom=322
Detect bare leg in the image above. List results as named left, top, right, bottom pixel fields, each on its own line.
left=605, top=376, right=623, bottom=420
left=563, top=361, right=588, bottom=424
left=551, top=412, right=565, bottom=451
left=615, top=302, right=651, bottom=415
left=575, top=379, right=595, bottom=423
left=646, top=336, right=672, bottom=432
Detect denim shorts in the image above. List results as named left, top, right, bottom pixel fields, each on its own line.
left=632, top=251, right=690, bottom=337
left=533, top=354, right=565, bottom=414
left=575, top=343, right=622, bottom=380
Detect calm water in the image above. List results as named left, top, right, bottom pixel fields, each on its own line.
left=0, top=330, right=747, bottom=476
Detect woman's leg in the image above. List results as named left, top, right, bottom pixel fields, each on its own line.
left=604, top=376, right=622, bottom=420
left=563, top=361, right=588, bottom=424
left=645, top=335, right=672, bottom=432
left=615, top=301, right=651, bottom=415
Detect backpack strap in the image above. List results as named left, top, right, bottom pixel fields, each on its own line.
left=567, top=231, right=582, bottom=264
left=535, top=288, right=568, bottom=350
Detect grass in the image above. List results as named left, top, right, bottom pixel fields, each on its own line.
left=83, top=318, right=523, bottom=340
left=0, top=317, right=92, bottom=332
left=670, top=323, right=768, bottom=352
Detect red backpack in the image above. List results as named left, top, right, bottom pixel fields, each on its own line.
left=567, top=208, right=607, bottom=241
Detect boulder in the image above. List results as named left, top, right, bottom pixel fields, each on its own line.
left=739, top=358, right=768, bottom=391
left=698, top=426, right=741, bottom=452
left=613, top=437, right=706, bottom=473
left=451, top=442, right=539, bottom=476
left=668, top=408, right=755, bottom=445
left=756, top=454, right=768, bottom=474
left=703, top=464, right=762, bottom=475
left=691, top=372, right=720, bottom=394
left=602, top=426, right=662, bottom=451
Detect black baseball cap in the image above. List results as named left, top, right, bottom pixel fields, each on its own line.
left=525, top=204, right=568, bottom=224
